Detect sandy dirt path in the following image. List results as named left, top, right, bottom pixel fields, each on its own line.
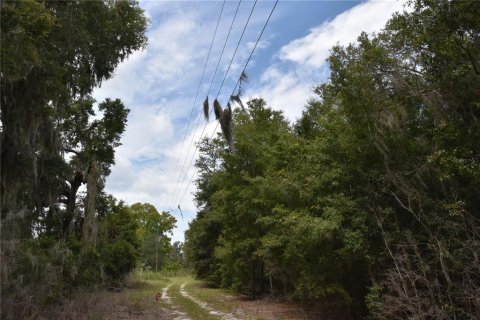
left=179, top=282, right=240, bottom=320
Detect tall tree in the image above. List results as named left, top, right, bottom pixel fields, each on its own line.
left=130, top=203, right=177, bottom=271
left=0, top=0, right=147, bottom=238
left=1, top=1, right=148, bottom=316
left=186, top=1, right=480, bottom=318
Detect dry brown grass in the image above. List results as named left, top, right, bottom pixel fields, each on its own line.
left=2, top=280, right=171, bottom=320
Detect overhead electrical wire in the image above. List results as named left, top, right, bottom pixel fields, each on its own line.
left=176, top=0, right=279, bottom=208
left=170, top=0, right=242, bottom=210
left=171, top=0, right=258, bottom=209
left=214, top=0, right=257, bottom=99
left=168, top=1, right=225, bottom=211
left=169, top=0, right=242, bottom=210
left=206, top=0, right=244, bottom=99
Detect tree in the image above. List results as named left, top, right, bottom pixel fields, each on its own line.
left=1, top=1, right=148, bottom=316
left=186, top=1, right=480, bottom=318
left=1, top=0, right=147, bottom=238
left=61, top=97, right=130, bottom=239
left=130, top=203, right=177, bottom=271
left=97, top=197, right=140, bottom=283
left=187, top=99, right=299, bottom=294
left=164, top=241, right=186, bottom=274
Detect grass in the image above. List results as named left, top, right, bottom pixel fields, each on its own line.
left=135, top=269, right=191, bottom=280
left=14, top=273, right=281, bottom=320
left=163, top=276, right=264, bottom=320
left=29, top=279, right=168, bottom=320
left=184, top=279, right=240, bottom=314
left=127, top=274, right=220, bottom=320
left=127, top=278, right=170, bottom=300
left=166, top=276, right=219, bottom=320
left=181, top=278, right=269, bottom=320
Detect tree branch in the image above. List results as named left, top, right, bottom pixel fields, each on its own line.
left=64, top=148, right=81, bottom=156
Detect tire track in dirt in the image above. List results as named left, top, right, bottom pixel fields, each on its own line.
left=161, top=284, right=191, bottom=320
left=179, top=283, right=240, bottom=320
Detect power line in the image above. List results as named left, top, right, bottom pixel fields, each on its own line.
left=215, top=0, right=257, bottom=99
left=177, top=120, right=220, bottom=207
left=177, top=0, right=279, bottom=208
left=168, top=1, right=225, bottom=212
left=172, top=0, right=258, bottom=209
left=169, top=0, right=242, bottom=210
left=207, top=0, right=243, bottom=98
left=170, top=0, right=242, bottom=210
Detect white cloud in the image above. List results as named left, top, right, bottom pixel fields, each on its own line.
left=124, top=110, right=174, bottom=156
left=248, top=65, right=328, bottom=121
left=246, top=39, right=269, bottom=51
left=250, top=0, right=407, bottom=122
left=280, top=0, right=405, bottom=68
left=94, top=50, right=148, bottom=106
left=91, top=1, right=230, bottom=242
left=106, top=110, right=220, bottom=242
left=93, top=0, right=407, bottom=243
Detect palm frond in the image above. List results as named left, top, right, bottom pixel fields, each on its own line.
left=238, top=71, right=248, bottom=96
left=213, top=99, right=222, bottom=120
left=203, top=97, right=209, bottom=121
left=230, top=94, right=245, bottom=111
left=224, top=103, right=232, bottom=124
left=240, top=71, right=248, bottom=82
left=220, top=103, right=233, bottom=150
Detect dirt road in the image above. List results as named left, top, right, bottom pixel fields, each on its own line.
left=105, top=276, right=311, bottom=320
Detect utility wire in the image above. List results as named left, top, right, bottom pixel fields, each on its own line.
left=206, top=0, right=243, bottom=98
left=177, top=0, right=279, bottom=207
left=215, top=0, right=257, bottom=99
left=170, top=0, right=242, bottom=210
left=168, top=1, right=225, bottom=211
left=173, top=0, right=257, bottom=209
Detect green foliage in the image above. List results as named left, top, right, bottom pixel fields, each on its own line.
left=0, top=0, right=55, bottom=80
left=186, top=1, right=480, bottom=318
left=98, top=200, right=140, bottom=283
left=1, top=0, right=148, bottom=225
left=78, top=248, right=103, bottom=286
left=1, top=1, right=148, bottom=317
left=129, top=203, right=177, bottom=272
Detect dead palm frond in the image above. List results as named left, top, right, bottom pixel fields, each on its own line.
left=238, top=71, right=248, bottom=96
left=203, top=97, right=209, bottom=121
left=220, top=103, right=233, bottom=149
left=228, top=71, right=247, bottom=111
left=224, top=102, right=232, bottom=124
left=213, top=99, right=222, bottom=120
left=229, top=94, right=245, bottom=111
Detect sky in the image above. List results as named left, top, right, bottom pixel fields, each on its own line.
left=92, top=0, right=408, bottom=243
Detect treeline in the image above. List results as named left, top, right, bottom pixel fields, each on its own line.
left=0, top=1, right=180, bottom=318
left=185, top=1, right=480, bottom=319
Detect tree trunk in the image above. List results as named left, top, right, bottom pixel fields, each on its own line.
left=250, top=262, right=257, bottom=299
left=82, top=160, right=98, bottom=248
left=63, top=171, right=84, bottom=237
left=269, top=274, right=273, bottom=295
left=260, top=261, right=264, bottom=294
left=0, top=76, right=37, bottom=239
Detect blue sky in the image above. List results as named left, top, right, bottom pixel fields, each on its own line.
left=93, top=0, right=407, bottom=242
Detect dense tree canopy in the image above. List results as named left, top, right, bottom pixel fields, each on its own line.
left=1, top=0, right=147, bottom=233
left=186, top=1, right=480, bottom=318
left=130, top=202, right=177, bottom=271
left=2, top=0, right=479, bottom=319
left=1, top=1, right=148, bottom=318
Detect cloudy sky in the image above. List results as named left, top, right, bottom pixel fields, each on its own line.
left=93, top=0, right=407, bottom=242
